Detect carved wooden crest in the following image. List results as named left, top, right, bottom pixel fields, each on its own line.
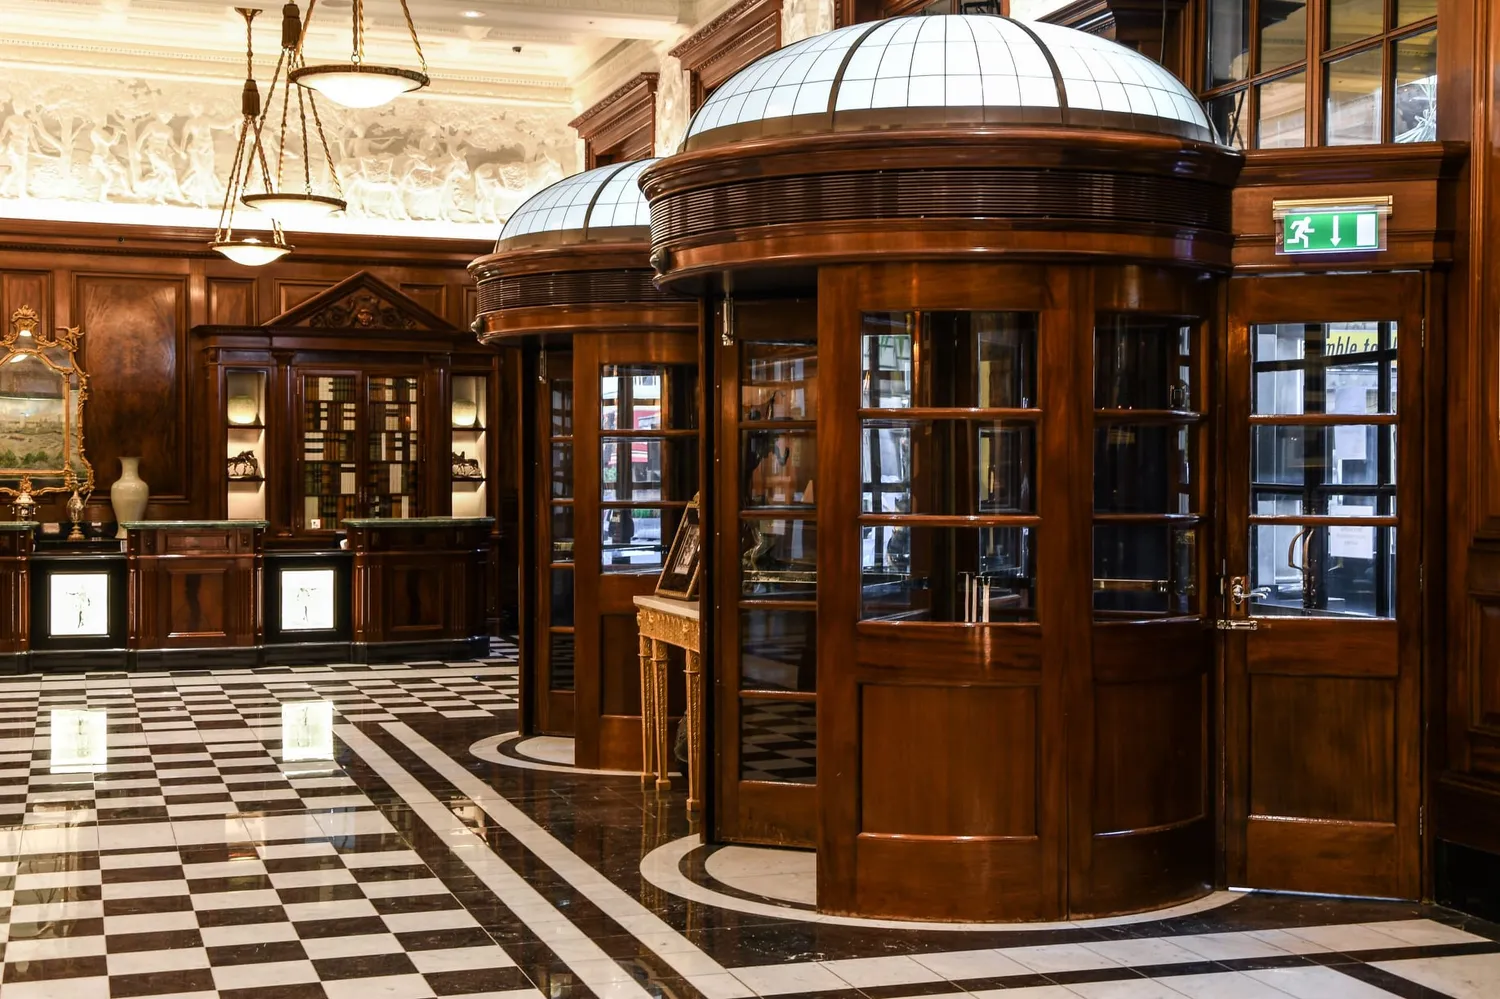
left=264, top=272, right=457, bottom=332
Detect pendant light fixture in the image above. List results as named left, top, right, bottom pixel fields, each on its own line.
left=211, top=7, right=294, bottom=267
left=242, top=2, right=347, bottom=226
left=290, top=0, right=429, bottom=109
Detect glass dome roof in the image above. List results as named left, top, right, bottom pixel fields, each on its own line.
left=681, top=15, right=1218, bottom=150
left=497, top=158, right=656, bottom=247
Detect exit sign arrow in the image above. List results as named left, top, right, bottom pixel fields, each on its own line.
left=1273, top=198, right=1392, bottom=255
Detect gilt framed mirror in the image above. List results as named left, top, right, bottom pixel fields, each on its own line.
left=0, top=306, right=93, bottom=500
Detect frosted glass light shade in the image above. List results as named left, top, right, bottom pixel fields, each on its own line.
left=227, top=395, right=260, bottom=425
left=452, top=399, right=479, bottom=427
left=211, top=237, right=292, bottom=266
left=291, top=64, right=428, bottom=108
left=242, top=193, right=346, bottom=226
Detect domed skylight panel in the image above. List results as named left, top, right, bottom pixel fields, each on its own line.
left=681, top=14, right=1218, bottom=151
left=497, top=159, right=657, bottom=248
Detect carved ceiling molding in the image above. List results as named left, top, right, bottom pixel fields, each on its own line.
left=267, top=272, right=457, bottom=332
left=570, top=72, right=659, bottom=161
left=670, top=0, right=783, bottom=97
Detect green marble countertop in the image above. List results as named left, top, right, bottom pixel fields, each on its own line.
left=0, top=522, right=38, bottom=531
left=343, top=517, right=495, bottom=528
left=122, top=520, right=269, bottom=529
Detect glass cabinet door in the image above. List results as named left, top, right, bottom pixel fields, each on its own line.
left=859, top=310, right=1039, bottom=624
left=1092, top=316, right=1203, bottom=619
left=366, top=375, right=421, bottom=519
left=599, top=364, right=697, bottom=571
left=540, top=353, right=575, bottom=708
left=300, top=374, right=358, bottom=530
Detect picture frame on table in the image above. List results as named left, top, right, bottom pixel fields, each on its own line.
left=655, top=496, right=701, bottom=599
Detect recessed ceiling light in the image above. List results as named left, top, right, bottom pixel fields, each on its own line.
left=462, top=9, right=485, bottom=17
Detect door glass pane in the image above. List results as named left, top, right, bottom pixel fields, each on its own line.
left=861, top=311, right=1036, bottom=409
left=743, top=341, right=817, bottom=421
left=860, top=525, right=1035, bottom=622
left=1253, top=322, right=1398, bottom=416
left=1094, top=524, right=1198, bottom=617
left=600, top=364, right=692, bottom=430
left=742, top=518, right=816, bottom=599
left=740, top=610, right=816, bottom=692
left=742, top=430, right=816, bottom=508
left=1328, top=0, right=1384, bottom=50
left=1251, top=523, right=1394, bottom=618
left=1397, top=0, right=1436, bottom=26
left=1207, top=0, right=1251, bottom=88
left=601, top=437, right=695, bottom=502
left=1326, top=46, right=1384, bottom=145
left=550, top=443, right=573, bottom=498
left=602, top=505, right=679, bottom=571
left=1208, top=91, right=1249, bottom=149
left=1257, top=72, right=1307, bottom=148
left=1394, top=30, right=1438, bottom=143
left=550, top=370, right=573, bottom=436
left=549, top=632, right=575, bottom=690
left=1259, top=0, right=1307, bottom=73
left=861, top=421, right=1035, bottom=515
left=1095, top=317, right=1194, bottom=411
left=740, top=698, right=816, bottom=783
left=1251, top=425, right=1397, bottom=500
left=550, top=569, right=574, bottom=627
left=301, top=375, right=357, bottom=529
left=1095, top=425, right=1197, bottom=514
left=551, top=504, right=574, bottom=561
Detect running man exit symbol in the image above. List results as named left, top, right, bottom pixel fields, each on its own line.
left=1278, top=207, right=1386, bottom=254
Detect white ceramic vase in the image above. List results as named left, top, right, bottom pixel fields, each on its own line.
left=111, top=457, right=149, bottom=538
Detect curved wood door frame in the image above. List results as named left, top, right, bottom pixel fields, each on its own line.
left=532, top=347, right=576, bottom=737
left=1222, top=271, right=1425, bottom=900
left=816, top=261, right=1073, bottom=920
left=571, top=331, right=700, bottom=770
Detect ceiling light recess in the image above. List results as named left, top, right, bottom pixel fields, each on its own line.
left=290, top=0, right=429, bottom=109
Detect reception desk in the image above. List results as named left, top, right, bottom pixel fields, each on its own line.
left=0, top=517, right=493, bottom=672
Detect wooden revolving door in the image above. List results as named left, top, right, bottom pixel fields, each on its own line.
left=815, top=262, right=1216, bottom=921
left=527, top=333, right=699, bottom=770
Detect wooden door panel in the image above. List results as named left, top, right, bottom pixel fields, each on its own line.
left=1224, top=272, right=1422, bottom=900
left=859, top=683, right=1039, bottom=837
left=1248, top=675, right=1397, bottom=822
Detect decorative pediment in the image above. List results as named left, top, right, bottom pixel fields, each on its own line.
left=265, top=272, right=457, bottom=332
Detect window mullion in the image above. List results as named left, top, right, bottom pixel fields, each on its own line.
left=1307, top=0, right=1325, bottom=145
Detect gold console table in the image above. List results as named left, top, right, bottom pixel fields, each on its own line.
left=633, top=594, right=702, bottom=811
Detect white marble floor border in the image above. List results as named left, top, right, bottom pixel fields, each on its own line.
left=336, top=724, right=640, bottom=999
left=397, top=722, right=752, bottom=999
left=640, top=834, right=1243, bottom=932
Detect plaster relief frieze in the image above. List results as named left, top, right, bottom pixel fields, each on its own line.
left=655, top=56, right=690, bottom=155
left=0, top=68, right=578, bottom=239
left=782, top=0, right=834, bottom=45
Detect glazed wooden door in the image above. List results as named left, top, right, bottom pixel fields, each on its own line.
left=1223, top=273, right=1423, bottom=899
left=533, top=349, right=575, bottom=736
left=571, top=333, right=698, bottom=770
left=714, top=300, right=820, bottom=847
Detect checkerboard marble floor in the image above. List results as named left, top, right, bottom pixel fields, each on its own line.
left=0, top=645, right=1493, bottom=999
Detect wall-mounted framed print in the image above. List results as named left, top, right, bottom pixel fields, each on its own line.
left=655, top=498, right=701, bottom=599
left=281, top=568, right=337, bottom=632
left=49, top=572, right=109, bottom=637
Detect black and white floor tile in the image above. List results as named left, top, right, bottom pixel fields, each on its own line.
left=0, top=643, right=1493, bottom=998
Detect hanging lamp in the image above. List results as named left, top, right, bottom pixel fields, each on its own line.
left=290, top=0, right=429, bottom=109
left=211, top=7, right=293, bottom=267
left=242, top=2, right=347, bottom=226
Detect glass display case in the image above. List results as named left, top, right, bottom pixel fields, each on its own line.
left=859, top=310, right=1039, bottom=624
left=300, top=374, right=359, bottom=530
left=224, top=369, right=268, bottom=522
left=1092, top=315, right=1203, bottom=618
left=538, top=353, right=576, bottom=704
left=451, top=374, right=489, bottom=518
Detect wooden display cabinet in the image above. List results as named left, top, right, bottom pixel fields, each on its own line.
left=193, top=273, right=501, bottom=540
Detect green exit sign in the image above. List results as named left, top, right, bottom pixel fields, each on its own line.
left=1273, top=197, right=1393, bottom=255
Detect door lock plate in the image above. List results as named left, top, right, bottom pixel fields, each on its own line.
left=1216, top=619, right=1259, bottom=631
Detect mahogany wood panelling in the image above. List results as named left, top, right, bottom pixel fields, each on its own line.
left=400, top=283, right=449, bottom=319
left=1, top=272, right=51, bottom=331
left=347, top=524, right=489, bottom=646
left=209, top=279, right=254, bottom=326
left=0, top=532, right=32, bottom=658
left=277, top=282, right=330, bottom=314
left=570, top=73, right=658, bottom=168
left=76, top=274, right=188, bottom=502
left=127, top=525, right=260, bottom=649
left=670, top=0, right=781, bottom=110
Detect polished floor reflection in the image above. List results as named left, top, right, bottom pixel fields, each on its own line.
left=0, top=647, right=1494, bottom=998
